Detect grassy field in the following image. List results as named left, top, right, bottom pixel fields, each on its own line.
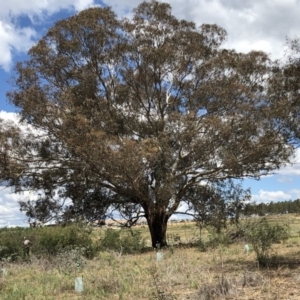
left=1, top=214, right=300, bottom=299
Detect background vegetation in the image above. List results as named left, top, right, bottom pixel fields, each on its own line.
left=244, top=198, right=300, bottom=216
left=0, top=213, right=300, bottom=299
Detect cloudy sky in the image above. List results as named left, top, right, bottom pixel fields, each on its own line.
left=1, top=0, right=300, bottom=227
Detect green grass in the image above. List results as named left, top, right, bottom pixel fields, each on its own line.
left=0, top=214, right=300, bottom=299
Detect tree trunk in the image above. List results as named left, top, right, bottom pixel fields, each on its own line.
left=146, top=208, right=169, bottom=248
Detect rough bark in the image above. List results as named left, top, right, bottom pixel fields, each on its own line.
left=145, top=208, right=169, bottom=248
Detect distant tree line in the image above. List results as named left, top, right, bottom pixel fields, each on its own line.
left=243, top=199, right=300, bottom=216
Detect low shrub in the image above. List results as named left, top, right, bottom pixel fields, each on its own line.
left=32, top=225, right=95, bottom=258
left=100, top=229, right=122, bottom=251
left=206, top=227, right=234, bottom=249
left=196, top=238, right=207, bottom=252
left=198, top=274, right=234, bottom=300
left=0, top=225, right=95, bottom=261
left=167, top=233, right=181, bottom=246
left=122, top=230, right=146, bottom=254
left=55, top=246, right=87, bottom=274
left=99, top=229, right=145, bottom=254
left=0, top=227, right=27, bottom=261
left=244, top=218, right=289, bottom=267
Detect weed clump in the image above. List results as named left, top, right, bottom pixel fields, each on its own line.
left=198, top=274, right=235, bottom=300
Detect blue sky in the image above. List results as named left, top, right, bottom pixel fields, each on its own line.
left=0, top=0, right=300, bottom=227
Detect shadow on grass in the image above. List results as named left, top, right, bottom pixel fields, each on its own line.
left=268, top=252, right=300, bottom=269
left=222, top=250, right=300, bottom=270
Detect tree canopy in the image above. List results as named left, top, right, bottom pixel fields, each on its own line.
left=3, top=1, right=300, bottom=247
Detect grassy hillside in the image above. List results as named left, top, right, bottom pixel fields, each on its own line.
left=0, top=214, right=299, bottom=299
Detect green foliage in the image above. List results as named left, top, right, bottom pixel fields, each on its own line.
left=122, top=230, right=146, bottom=254
left=0, top=225, right=146, bottom=262
left=195, top=239, right=207, bottom=252
left=0, top=225, right=95, bottom=261
left=243, top=199, right=300, bottom=216
left=196, top=224, right=245, bottom=251
left=244, top=218, right=289, bottom=266
left=32, top=226, right=92, bottom=255
left=33, top=225, right=95, bottom=258
left=99, top=229, right=146, bottom=254
left=56, top=246, right=86, bottom=275
left=206, top=227, right=234, bottom=249
left=0, top=227, right=27, bottom=262
left=167, top=233, right=181, bottom=246
left=100, top=229, right=122, bottom=251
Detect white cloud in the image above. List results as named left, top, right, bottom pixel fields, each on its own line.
left=0, top=187, right=29, bottom=227
left=277, top=176, right=293, bottom=183
left=103, top=0, right=300, bottom=60
left=256, top=148, right=300, bottom=182
left=0, top=21, right=36, bottom=71
left=1, top=0, right=300, bottom=70
left=276, top=149, right=300, bottom=176
left=0, top=0, right=97, bottom=71
left=0, top=110, right=19, bottom=122
left=252, top=188, right=300, bottom=203
left=73, top=0, right=96, bottom=12
left=252, top=190, right=291, bottom=203
left=0, top=0, right=95, bottom=19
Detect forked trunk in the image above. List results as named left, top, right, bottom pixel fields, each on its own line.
left=146, top=209, right=169, bottom=248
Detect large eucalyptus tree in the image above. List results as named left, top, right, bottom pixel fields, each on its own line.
left=5, top=1, right=298, bottom=247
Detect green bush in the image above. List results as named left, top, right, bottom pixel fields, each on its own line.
left=122, top=230, right=146, bottom=254
left=0, top=225, right=96, bottom=261
left=244, top=218, right=289, bottom=267
left=56, top=246, right=87, bottom=274
left=196, top=239, right=207, bottom=252
left=0, top=227, right=28, bottom=261
left=100, top=229, right=122, bottom=251
left=167, top=233, right=181, bottom=246
left=99, top=229, right=145, bottom=254
left=32, top=225, right=95, bottom=258
left=206, top=227, right=234, bottom=249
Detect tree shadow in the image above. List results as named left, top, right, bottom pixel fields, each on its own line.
left=222, top=251, right=300, bottom=271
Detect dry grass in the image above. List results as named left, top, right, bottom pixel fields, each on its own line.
left=1, top=215, right=300, bottom=299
